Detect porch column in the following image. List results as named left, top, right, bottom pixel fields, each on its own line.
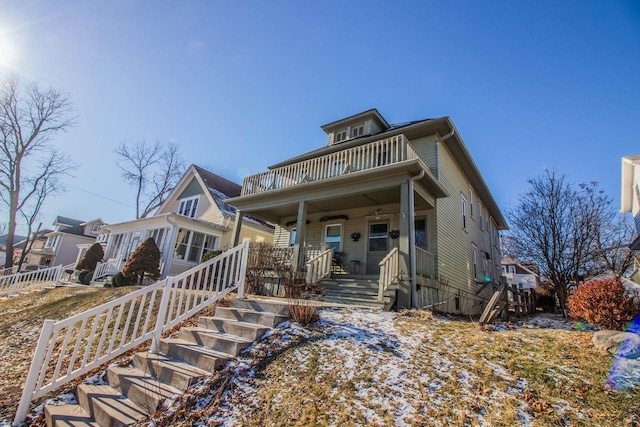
left=231, top=210, right=244, bottom=247
left=104, top=235, right=114, bottom=259
left=398, top=182, right=412, bottom=309
left=291, top=201, right=308, bottom=271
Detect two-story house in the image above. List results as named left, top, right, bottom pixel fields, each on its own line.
left=621, top=154, right=640, bottom=282
left=99, top=165, right=274, bottom=279
left=227, top=109, right=508, bottom=314
left=501, top=257, right=539, bottom=290
left=29, top=217, right=105, bottom=267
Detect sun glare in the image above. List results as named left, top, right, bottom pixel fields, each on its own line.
left=0, top=37, right=18, bottom=68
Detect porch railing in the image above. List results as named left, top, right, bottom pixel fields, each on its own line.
left=241, top=134, right=426, bottom=196
left=415, top=247, right=435, bottom=278
left=0, top=263, right=73, bottom=297
left=91, top=258, right=124, bottom=282
left=13, top=241, right=249, bottom=425
left=305, top=248, right=333, bottom=284
left=378, top=247, right=399, bottom=302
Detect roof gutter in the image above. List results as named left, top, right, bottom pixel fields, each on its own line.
left=434, top=126, right=456, bottom=179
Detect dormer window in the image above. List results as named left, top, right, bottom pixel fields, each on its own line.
left=178, top=196, right=199, bottom=218
left=351, top=124, right=364, bottom=138
left=92, top=224, right=100, bottom=233
left=334, top=130, right=347, bottom=143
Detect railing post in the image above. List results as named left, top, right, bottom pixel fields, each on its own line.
left=237, top=241, right=249, bottom=300
left=13, top=319, right=56, bottom=426
left=149, top=278, right=172, bottom=354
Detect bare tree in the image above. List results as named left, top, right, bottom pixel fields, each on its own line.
left=115, top=140, right=185, bottom=219
left=592, top=213, right=636, bottom=279
left=507, top=170, right=614, bottom=313
left=0, top=75, right=74, bottom=268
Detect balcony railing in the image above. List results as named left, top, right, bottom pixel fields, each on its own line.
left=241, top=134, right=426, bottom=196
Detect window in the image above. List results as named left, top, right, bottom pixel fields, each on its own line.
left=178, top=196, right=199, bottom=218
left=173, top=228, right=218, bottom=263
left=483, top=256, right=488, bottom=281
left=351, top=124, right=364, bottom=138
left=415, top=218, right=427, bottom=250
left=45, top=235, right=58, bottom=248
left=472, top=245, right=478, bottom=280
left=147, top=228, right=166, bottom=252
left=469, top=188, right=475, bottom=219
left=479, top=203, right=483, bottom=230
left=508, top=265, right=516, bottom=274
left=92, top=224, right=100, bottom=232
left=325, top=224, right=343, bottom=252
left=369, top=223, right=389, bottom=252
left=334, top=130, right=347, bottom=143
left=461, top=195, right=467, bottom=230
left=501, top=266, right=507, bottom=275
left=454, top=296, right=461, bottom=311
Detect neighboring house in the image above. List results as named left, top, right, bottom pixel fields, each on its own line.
left=621, top=154, right=640, bottom=282
left=100, top=165, right=274, bottom=279
left=13, top=230, right=52, bottom=267
left=501, top=257, right=539, bottom=290
left=227, top=109, right=508, bottom=314
left=0, top=234, right=27, bottom=267
left=29, top=218, right=105, bottom=267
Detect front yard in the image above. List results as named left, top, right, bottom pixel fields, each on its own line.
left=1, top=287, right=639, bottom=426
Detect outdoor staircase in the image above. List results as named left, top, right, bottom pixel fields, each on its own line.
left=319, top=275, right=397, bottom=310
left=44, top=298, right=290, bottom=427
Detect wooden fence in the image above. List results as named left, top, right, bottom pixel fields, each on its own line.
left=479, top=283, right=538, bottom=325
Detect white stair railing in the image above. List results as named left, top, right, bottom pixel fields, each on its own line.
left=0, top=264, right=71, bottom=297
left=0, top=265, right=20, bottom=276
left=305, top=248, right=333, bottom=284
left=13, top=241, right=249, bottom=426
left=91, top=258, right=123, bottom=282
left=378, top=247, right=399, bottom=302
left=415, top=247, right=435, bottom=278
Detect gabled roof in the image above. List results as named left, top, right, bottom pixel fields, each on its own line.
left=80, top=218, right=106, bottom=226
left=155, top=165, right=272, bottom=230
left=268, top=112, right=507, bottom=229
left=0, top=234, right=27, bottom=247
left=320, top=108, right=390, bottom=134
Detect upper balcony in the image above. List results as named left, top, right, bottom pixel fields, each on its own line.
left=241, top=134, right=433, bottom=197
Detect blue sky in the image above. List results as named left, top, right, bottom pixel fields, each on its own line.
left=0, top=1, right=639, bottom=232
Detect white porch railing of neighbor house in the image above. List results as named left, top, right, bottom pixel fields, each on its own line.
left=242, top=134, right=425, bottom=196
left=378, top=247, right=399, bottom=302
left=91, top=258, right=124, bottom=282
left=305, top=248, right=333, bottom=284
left=0, top=263, right=73, bottom=297
left=415, top=247, right=435, bottom=278
left=0, top=265, right=20, bottom=276
left=13, top=241, right=249, bottom=425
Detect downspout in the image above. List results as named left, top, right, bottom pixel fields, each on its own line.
left=163, top=214, right=178, bottom=278
left=434, top=127, right=455, bottom=180
left=408, top=170, right=425, bottom=308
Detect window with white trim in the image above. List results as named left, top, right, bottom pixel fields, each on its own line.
left=178, top=196, right=199, bottom=218
left=461, top=195, right=467, bottom=230
left=351, top=124, right=364, bottom=138
left=325, top=224, right=343, bottom=252
left=334, top=130, right=347, bottom=143
left=147, top=228, right=166, bottom=253
left=508, top=265, right=516, bottom=274
left=173, top=228, right=219, bottom=263
left=469, top=188, right=475, bottom=219
left=92, top=224, right=100, bottom=232
left=45, top=235, right=58, bottom=248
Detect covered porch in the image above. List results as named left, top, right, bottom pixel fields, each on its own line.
left=227, top=135, right=449, bottom=308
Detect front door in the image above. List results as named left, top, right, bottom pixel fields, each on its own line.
left=366, top=221, right=390, bottom=274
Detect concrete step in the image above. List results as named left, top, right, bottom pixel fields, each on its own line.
left=45, top=403, right=99, bottom=427
left=106, top=366, right=181, bottom=415
left=321, top=295, right=386, bottom=309
left=133, top=351, right=209, bottom=390
left=214, top=306, right=288, bottom=328
left=158, top=338, right=234, bottom=372
left=76, top=384, right=147, bottom=427
left=323, top=288, right=396, bottom=298
left=229, top=298, right=290, bottom=316
left=179, top=327, right=253, bottom=356
left=198, top=317, right=270, bottom=341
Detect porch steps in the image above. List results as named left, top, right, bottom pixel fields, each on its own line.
left=44, top=298, right=290, bottom=427
left=318, top=277, right=398, bottom=310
